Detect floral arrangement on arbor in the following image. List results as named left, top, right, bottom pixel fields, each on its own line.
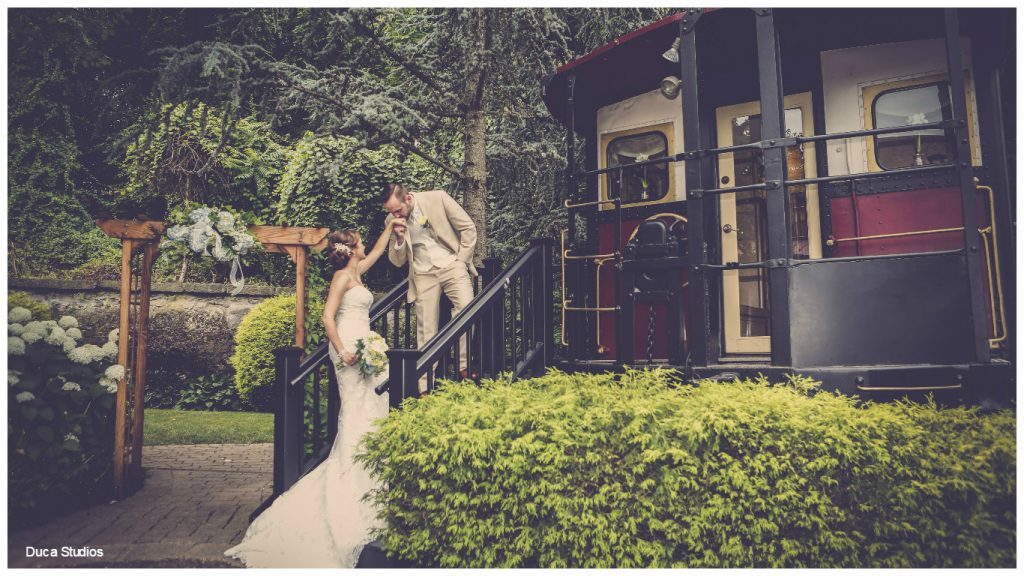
left=164, top=205, right=258, bottom=295
left=8, top=306, right=123, bottom=515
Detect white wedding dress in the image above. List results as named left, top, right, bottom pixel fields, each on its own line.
left=224, top=285, right=390, bottom=567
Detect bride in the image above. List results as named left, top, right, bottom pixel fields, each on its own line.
left=224, top=217, right=404, bottom=568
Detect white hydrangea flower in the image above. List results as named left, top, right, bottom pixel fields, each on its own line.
left=189, top=225, right=209, bottom=253
left=232, top=233, right=255, bottom=254
left=8, top=370, right=20, bottom=386
left=15, top=391, right=34, bottom=403
left=101, top=341, right=119, bottom=359
left=108, top=328, right=119, bottom=344
left=45, top=326, right=66, bottom=345
left=62, top=381, right=81, bottom=392
left=21, top=330, right=42, bottom=344
left=68, top=344, right=105, bottom=365
left=23, top=321, right=46, bottom=335
left=65, top=327, right=82, bottom=340
left=63, top=337, right=78, bottom=354
left=100, top=376, right=119, bottom=394
left=8, top=307, right=32, bottom=324
left=58, top=316, right=79, bottom=329
left=105, top=364, right=126, bottom=381
left=166, top=224, right=190, bottom=242
left=190, top=206, right=213, bottom=223
left=8, top=336, right=26, bottom=356
left=41, top=320, right=58, bottom=329
left=9, top=323, right=25, bottom=336
left=217, top=211, right=235, bottom=231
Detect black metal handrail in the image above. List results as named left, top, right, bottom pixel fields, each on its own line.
left=378, top=238, right=555, bottom=408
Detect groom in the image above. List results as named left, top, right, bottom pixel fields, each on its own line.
left=382, top=183, right=477, bottom=392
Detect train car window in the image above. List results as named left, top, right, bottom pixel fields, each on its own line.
left=872, top=82, right=955, bottom=170
left=605, top=131, right=670, bottom=204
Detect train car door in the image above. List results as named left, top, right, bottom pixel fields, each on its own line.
left=715, top=92, right=821, bottom=354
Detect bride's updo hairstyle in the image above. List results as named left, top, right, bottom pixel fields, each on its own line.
left=326, top=230, right=360, bottom=270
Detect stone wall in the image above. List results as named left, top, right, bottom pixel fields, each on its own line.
left=9, top=279, right=294, bottom=398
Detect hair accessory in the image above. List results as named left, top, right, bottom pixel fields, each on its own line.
left=333, top=242, right=353, bottom=256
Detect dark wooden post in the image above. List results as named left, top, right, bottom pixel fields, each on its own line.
left=273, top=346, right=305, bottom=496
left=385, top=349, right=420, bottom=410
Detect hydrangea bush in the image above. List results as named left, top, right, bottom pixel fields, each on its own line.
left=8, top=306, right=123, bottom=526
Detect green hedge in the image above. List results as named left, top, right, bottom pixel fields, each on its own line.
left=229, top=293, right=324, bottom=411
left=359, top=369, right=1015, bottom=568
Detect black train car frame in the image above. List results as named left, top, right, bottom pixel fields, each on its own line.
left=543, top=8, right=1015, bottom=405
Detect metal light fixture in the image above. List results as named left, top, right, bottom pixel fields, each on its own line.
left=660, top=76, right=682, bottom=99
left=662, top=38, right=680, bottom=63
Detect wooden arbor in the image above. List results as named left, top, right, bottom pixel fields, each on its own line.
left=97, top=219, right=328, bottom=499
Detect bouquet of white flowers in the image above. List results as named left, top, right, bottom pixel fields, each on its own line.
left=164, top=205, right=257, bottom=295
left=353, top=332, right=389, bottom=378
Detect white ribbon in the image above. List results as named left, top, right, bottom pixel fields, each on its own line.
left=229, top=256, right=245, bottom=296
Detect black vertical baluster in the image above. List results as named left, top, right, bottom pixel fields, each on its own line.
left=301, top=377, right=308, bottom=470
left=511, top=276, right=518, bottom=370
left=439, top=339, right=448, bottom=382
left=521, top=274, right=527, bottom=367
left=466, top=322, right=474, bottom=380
left=526, top=269, right=534, bottom=354
left=312, top=370, right=321, bottom=456
left=455, top=330, right=461, bottom=380
left=392, top=305, right=399, bottom=346
left=327, top=363, right=339, bottom=443
left=499, top=285, right=507, bottom=372
left=477, top=317, right=484, bottom=380
left=405, top=303, right=412, bottom=348
left=519, top=273, right=526, bottom=367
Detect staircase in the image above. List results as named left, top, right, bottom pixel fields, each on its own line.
left=252, top=238, right=555, bottom=519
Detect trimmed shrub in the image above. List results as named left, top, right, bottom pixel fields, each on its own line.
left=8, top=291, right=52, bottom=321
left=230, top=293, right=324, bottom=411
left=360, top=369, right=1016, bottom=568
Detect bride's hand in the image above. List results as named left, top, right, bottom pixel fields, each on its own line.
left=341, top=350, right=358, bottom=366
left=390, top=217, right=407, bottom=236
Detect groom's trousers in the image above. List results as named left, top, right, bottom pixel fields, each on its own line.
left=414, top=260, right=474, bottom=393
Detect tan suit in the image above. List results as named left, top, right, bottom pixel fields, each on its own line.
left=386, top=190, right=477, bottom=388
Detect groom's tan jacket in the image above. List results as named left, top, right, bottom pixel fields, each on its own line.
left=386, top=189, right=478, bottom=303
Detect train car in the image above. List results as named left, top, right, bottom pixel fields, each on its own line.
left=542, top=8, right=1015, bottom=404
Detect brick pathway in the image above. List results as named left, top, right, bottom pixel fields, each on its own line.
left=7, top=443, right=274, bottom=568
